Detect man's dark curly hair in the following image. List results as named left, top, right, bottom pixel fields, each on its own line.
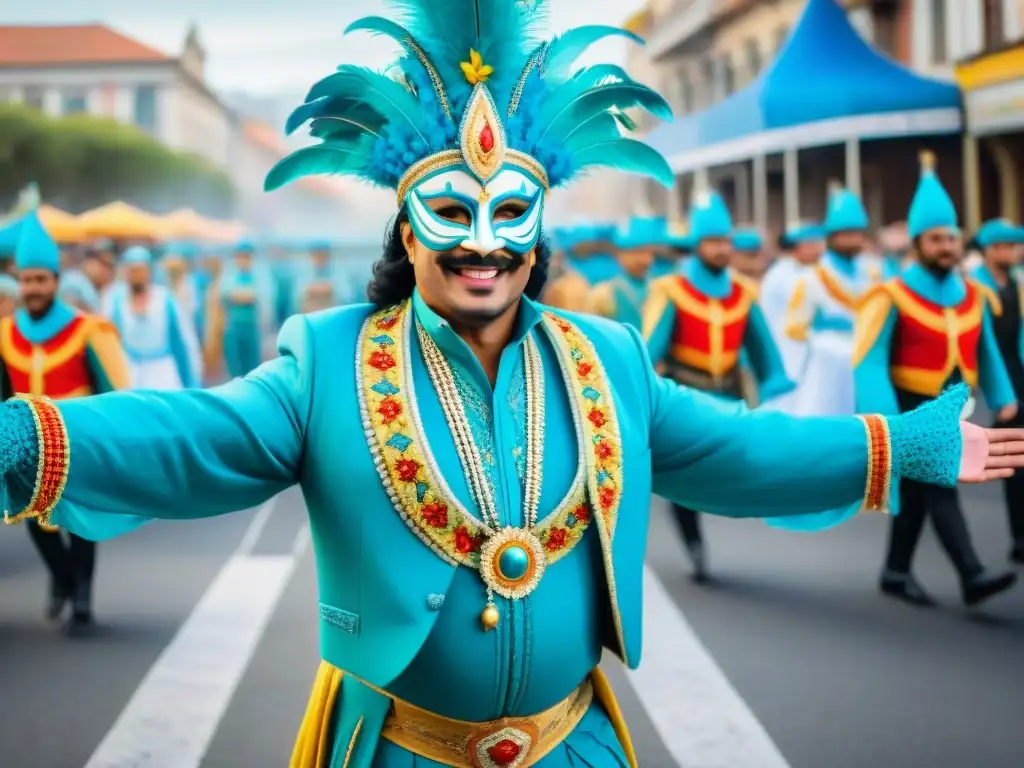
left=365, top=207, right=551, bottom=306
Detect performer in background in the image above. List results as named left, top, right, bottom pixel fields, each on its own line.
left=784, top=185, right=882, bottom=416
left=295, top=241, right=349, bottom=314
left=587, top=216, right=665, bottom=329
left=59, top=270, right=101, bottom=314
left=805, top=154, right=1018, bottom=606
left=731, top=227, right=766, bottom=282
left=3, top=4, right=1023, bottom=765
left=80, top=243, right=118, bottom=314
left=109, top=246, right=202, bottom=390
left=0, top=213, right=129, bottom=633
left=205, top=240, right=266, bottom=379
left=159, top=241, right=201, bottom=323
left=0, top=273, right=18, bottom=318
left=967, top=218, right=1024, bottom=564
left=543, top=226, right=595, bottom=311
left=642, top=187, right=795, bottom=581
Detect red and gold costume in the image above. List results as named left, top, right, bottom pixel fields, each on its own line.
left=0, top=313, right=130, bottom=400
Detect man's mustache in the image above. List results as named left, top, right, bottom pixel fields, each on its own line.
left=436, top=251, right=525, bottom=270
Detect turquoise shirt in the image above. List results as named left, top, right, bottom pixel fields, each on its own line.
left=388, top=292, right=605, bottom=720
left=646, top=258, right=795, bottom=402
left=804, top=250, right=880, bottom=335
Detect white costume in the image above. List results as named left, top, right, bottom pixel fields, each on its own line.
left=784, top=252, right=882, bottom=416
left=109, top=283, right=202, bottom=390
left=759, top=256, right=811, bottom=410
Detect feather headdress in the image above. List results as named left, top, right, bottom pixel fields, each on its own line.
left=265, top=0, right=674, bottom=199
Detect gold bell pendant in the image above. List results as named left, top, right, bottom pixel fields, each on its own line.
left=481, top=603, right=500, bottom=631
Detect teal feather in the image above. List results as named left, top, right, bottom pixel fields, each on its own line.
left=304, top=66, right=427, bottom=142
left=287, top=98, right=384, bottom=137
left=543, top=26, right=644, bottom=81
left=572, top=138, right=674, bottom=189
left=538, top=82, right=671, bottom=144
left=264, top=138, right=376, bottom=191
left=345, top=16, right=448, bottom=105
left=529, top=64, right=636, bottom=131
left=384, top=0, right=544, bottom=110
left=561, top=112, right=621, bottom=147
left=309, top=115, right=382, bottom=141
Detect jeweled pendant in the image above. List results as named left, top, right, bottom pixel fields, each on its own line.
left=479, top=527, right=546, bottom=600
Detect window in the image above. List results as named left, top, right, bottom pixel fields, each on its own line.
left=983, top=0, right=1005, bottom=50
left=744, top=37, right=762, bottom=79
left=22, top=86, right=43, bottom=110
left=62, top=89, right=87, bottom=114
left=134, top=85, right=158, bottom=133
left=931, top=0, right=947, bottom=63
left=774, top=24, right=790, bottom=52
left=721, top=56, right=735, bottom=95
left=701, top=57, right=717, bottom=104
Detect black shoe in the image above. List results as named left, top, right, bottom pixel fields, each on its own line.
left=880, top=572, right=935, bottom=606
left=687, top=542, right=709, bottom=584
left=46, top=580, right=70, bottom=622
left=962, top=570, right=1017, bottom=607
left=1011, top=546, right=1024, bottom=565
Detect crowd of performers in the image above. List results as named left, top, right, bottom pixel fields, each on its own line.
left=0, top=213, right=357, bottom=633
left=543, top=152, right=1021, bottom=607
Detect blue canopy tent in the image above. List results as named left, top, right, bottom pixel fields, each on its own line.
left=645, top=0, right=962, bottom=223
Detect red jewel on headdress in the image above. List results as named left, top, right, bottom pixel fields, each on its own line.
left=479, top=124, right=494, bottom=154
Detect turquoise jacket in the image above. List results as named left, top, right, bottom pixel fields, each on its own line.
left=645, top=258, right=795, bottom=402
left=23, top=293, right=951, bottom=765
left=854, top=262, right=1014, bottom=416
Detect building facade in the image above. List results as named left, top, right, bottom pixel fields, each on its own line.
left=0, top=23, right=349, bottom=231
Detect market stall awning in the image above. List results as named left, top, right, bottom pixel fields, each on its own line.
left=645, top=0, right=963, bottom=173
left=37, top=204, right=86, bottom=243
left=77, top=201, right=162, bottom=240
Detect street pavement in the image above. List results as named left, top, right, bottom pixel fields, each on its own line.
left=0, top=481, right=1021, bottom=767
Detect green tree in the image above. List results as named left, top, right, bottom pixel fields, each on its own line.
left=0, top=103, right=235, bottom=218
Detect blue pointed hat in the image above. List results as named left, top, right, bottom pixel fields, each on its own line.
left=824, top=183, right=869, bottom=234
left=907, top=151, right=958, bottom=239
left=732, top=227, right=763, bottom=252
left=122, top=245, right=153, bottom=265
left=785, top=220, right=825, bottom=245
left=614, top=216, right=667, bottom=249
left=14, top=212, right=60, bottom=272
left=689, top=189, right=732, bottom=241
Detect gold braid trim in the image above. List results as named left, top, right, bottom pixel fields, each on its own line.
left=3, top=395, right=70, bottom=527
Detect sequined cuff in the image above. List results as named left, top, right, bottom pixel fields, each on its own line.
left=857, top=414, right=892, bottom=512
left=886, top=383, right=967, bottom=489
left=3, top=395, right=70, bottom=527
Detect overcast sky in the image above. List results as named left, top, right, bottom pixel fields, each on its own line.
left=1, top=0, right=646, bottom=94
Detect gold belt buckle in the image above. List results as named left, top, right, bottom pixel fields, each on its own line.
left=467, top=722, right=540, bottom=768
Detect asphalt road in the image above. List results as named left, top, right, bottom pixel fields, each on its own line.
left=0, top=481, right=1021, bottom=767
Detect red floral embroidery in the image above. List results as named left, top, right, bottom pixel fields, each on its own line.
left=598, top=486, right=616, bottom=510
left=587, top=407, right=607, bottom=428
left=594, top=440, right=612, bottom=460
left=376, top=315, right=399, bottom=330
left=455, top=526, right=482, bottom=553
left=573, top=504, right=591, bottom=523
left=555, top=320, right=572, bottom=333
left=377, top=397, right=402, bottom=425
left=577, top=361, right=593, bottom=378
left=421, top=502, right=449, bottom=528
left=395, top=458, right=420, bottom=482
left=545, top=528, right=569, bottom=551
left=369, top=349, right=396, bottom=371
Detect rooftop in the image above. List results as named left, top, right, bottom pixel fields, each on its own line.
left=0, top=24, right=169, bottom=67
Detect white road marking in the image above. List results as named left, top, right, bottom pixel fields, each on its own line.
left=626, top=566, right=792, bottom=768
left=233, top=497, right=279, bottom=556
left=85, top=501, right=306, bottom=768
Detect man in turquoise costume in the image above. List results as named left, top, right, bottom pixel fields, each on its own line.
left=784, top=184, right=884, bottom=417
left=967, top=218, right=1024, bottom=564
left=205, top=239, right=268, bottom=379
left=541, top=227, right=591, bottom=312
left=570, top=222, right=620, bottom=285
left=59, top=270, right=100, bottom=314
left=776, top=153, right=1019, bottom=606
left=641, top=188, right=795, bottom=581
left=586, top=217, right=665, bottom=329
left=4, top=4, right=1024, bottom=766
left=295, top=240, right=351, bottom=314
